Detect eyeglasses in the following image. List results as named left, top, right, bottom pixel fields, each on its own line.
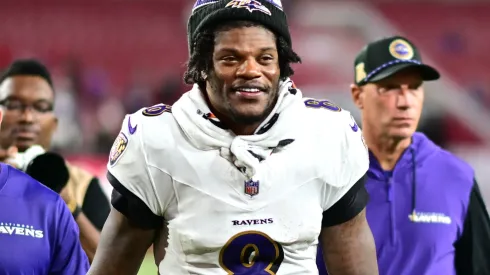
left=0, top=99, right=54, bottom=114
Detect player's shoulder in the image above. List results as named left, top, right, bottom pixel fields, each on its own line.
left=128, top=103, right=174, bottom=131
left=301, top=97, right=358, bottom=135
left=303, top=97, right=352, bottom=120
left=110, top=103, right=179, bottom=166
left=121, top=103, right=178, bottom=141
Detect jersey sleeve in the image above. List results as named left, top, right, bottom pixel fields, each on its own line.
left=81, top=177, right=110, bottom=230
left=321, top=111, right=369, bottom=226
left=49, top=197, right=90, bottom=275
left=107, top=113, right=168, bottom=229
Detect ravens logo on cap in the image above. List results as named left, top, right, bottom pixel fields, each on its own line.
left=389, top=39, right=414, bottom=60
left=225, top=0, right=272, bottom=16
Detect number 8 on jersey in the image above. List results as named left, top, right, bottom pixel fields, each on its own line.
left=219, top=230, right=284, bottom=274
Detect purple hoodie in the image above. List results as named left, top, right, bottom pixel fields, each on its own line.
left=0, top=164, right=89, bottom=274
left=317, top=132, right=474, bottom=275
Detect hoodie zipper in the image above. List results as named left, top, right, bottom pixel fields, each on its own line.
left=387, top=177, right=397, bottom=245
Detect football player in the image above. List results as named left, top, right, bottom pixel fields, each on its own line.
left=89, top=0, right=378, bottom=274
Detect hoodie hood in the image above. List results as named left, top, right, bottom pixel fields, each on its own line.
left=367, top=132, right=440, bottom=180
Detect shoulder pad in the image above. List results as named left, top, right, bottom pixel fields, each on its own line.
left=125, top=103, right=174, bottom=135
left=302, top=97, right=362, bottom=140
left=302, top=97, right=353, bottom=125
left=118, top=103, right=176, bottom=145
left=141, top=103, right=172, bottom=117
left=109, top=104, right=176, bottom=167
left=303, top=98, right=342, bottom=112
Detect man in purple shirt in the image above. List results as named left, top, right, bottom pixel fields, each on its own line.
left=0, top=103, right=89, bottom=273
left=318, top=36, right=490, bottom=275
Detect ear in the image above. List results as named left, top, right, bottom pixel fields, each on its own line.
left=0, top=109, right=3, bottom=127
left=350, top=83, right=363, bottom=110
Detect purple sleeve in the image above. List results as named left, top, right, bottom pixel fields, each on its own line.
left=49, top=197, right=89, bottom=275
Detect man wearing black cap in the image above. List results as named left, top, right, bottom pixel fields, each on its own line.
left=318, top=36, right=490, bottom=275
left=89, top=0, right=378, bottom=274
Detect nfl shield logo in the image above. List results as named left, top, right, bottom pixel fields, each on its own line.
left=244, top=179, right=259, bottom=197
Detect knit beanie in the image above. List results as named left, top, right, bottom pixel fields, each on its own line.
left=187, top=0, right=291, bottom=55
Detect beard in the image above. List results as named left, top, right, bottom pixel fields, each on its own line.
left=226, top=95, right=277, bottom=125
left=205, top=72, right=280, bottom=126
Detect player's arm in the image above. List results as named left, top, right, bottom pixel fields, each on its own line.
left=454, top=179, right=490, bottom=275
left=89, top=179, right=164, bottom=275
left=49, top=196, right=90, bottom=275
left=319, top=113, right=378, bottom=275
left=88, top=205, right=158, bottom=275
left=319, top=176, right=377, bottom=275
left=88, top=114, right=168, bottom=275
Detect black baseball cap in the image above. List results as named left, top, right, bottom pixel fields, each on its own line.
left=354, top=36, right=440, bottom=85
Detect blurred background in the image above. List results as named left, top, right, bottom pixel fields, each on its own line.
left=2, top=0, right=490, bottom=273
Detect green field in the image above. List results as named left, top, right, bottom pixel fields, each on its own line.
left=138, top=254, right=158, bottom=275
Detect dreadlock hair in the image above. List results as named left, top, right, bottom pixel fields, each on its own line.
left=184, top=20, right=301, bottom=89
left=0, top=59, right=54, bottom=90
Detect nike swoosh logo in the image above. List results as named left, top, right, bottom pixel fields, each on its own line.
left=350, top=123, right=358, bottom=132
left=350, top=115, right=358, bottom=132
left=128, top=116, right=137, bottom=135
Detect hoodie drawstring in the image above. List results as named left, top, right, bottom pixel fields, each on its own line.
left=389, top=147, right=418, bottom=245
left=410, top=147, right=417, bottom=218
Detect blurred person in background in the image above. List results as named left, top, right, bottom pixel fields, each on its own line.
left=89, top=0, right=378, bottom=274
left=0, top=106, right=89, bottom=274
left=317, top=36, right=490, bottom=275
left=0, top=59, right=111, bottom=262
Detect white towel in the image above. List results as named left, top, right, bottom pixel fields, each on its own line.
left=172, top=79, right=304, bottom=178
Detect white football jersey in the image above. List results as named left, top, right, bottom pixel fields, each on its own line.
left=107, top=99, right=368, bottom=275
